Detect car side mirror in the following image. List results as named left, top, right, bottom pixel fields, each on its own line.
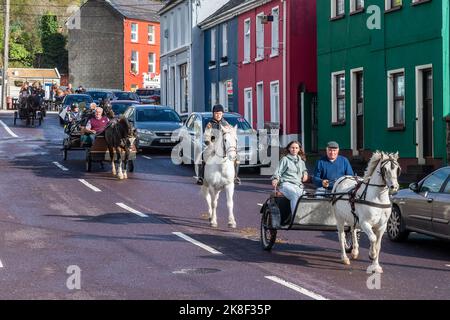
left=409, top=182, right=419, bottom=192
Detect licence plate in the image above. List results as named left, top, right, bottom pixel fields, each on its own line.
left=160, top=139, right=172, bottom=143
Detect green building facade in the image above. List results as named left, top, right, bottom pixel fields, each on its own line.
left=316, top=0, right=449, bottom=172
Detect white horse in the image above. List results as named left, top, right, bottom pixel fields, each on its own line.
left=201, top=125, right=238, bottom=228
left=332, top=151, right=400, bottom=273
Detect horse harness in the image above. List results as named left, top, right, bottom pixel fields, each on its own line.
left=330, top=159, right=397, bottom=228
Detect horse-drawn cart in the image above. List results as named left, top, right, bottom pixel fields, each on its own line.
left=260, top=192, right=354, bottom=252
left=85, top=136, right=137, bottom=172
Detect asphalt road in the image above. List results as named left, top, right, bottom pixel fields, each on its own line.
left=0, top=112, right=449, bottom=300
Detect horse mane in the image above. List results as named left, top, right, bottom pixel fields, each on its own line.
left=363, top=151, right=400, bottom=180
left=363, top=151, right=383, bottom=181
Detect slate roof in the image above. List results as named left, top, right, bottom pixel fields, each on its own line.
left=106, top=0, right=164, bottom=22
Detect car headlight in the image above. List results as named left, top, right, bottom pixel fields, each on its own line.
left=137, top=129, right=154, bottom=135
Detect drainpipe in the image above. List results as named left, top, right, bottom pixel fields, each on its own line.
left=282, top=0, right=287, bottom=146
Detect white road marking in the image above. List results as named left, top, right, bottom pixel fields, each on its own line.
left=142, top=156, right=152, bottom=160
left=0, top=259, right=3, bottom=268
left=116, top=203, right=148, bottom=218
left=173, top=232, right=222, bottom=255
left=446, top=264, right=450, bottom=268
left=52, top=162, right=69, bottom=171
left=265, top=276, right=328, bottom=300
left=78, top=179, right=102, bottom=192
left=257, top=203, right=263, bottom=207
left=0, top=120, right=19, bottom=138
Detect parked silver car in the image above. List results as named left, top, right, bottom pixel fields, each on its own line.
left=388, top=166, right=450, bottom=241
left=174, top=112, right=269, bottom=170
left=123, top=105, right=182, bottom=150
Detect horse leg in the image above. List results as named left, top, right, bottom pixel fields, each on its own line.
left=203, top=187, right=213, bottom=223
left=360, top=221, right=378, bottom=262
left=122, top=149, right=129, bottom=179
left=108, top=147, right=116, bottom=176
left=210, top=189, right=220, bottom=228
left=337, top=225, right=350, bottom=265
left=116, top=147, right=124, bottom=180
left=224, top=184, right=236, bottom=228
left=351, top=227, right=360, bottom=260
left=370, top=226, right=385, bottom=274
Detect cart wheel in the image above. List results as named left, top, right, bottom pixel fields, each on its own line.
left=63, top=148, right=68, bottom=161
left=261, top=207, right=277, bottom=251
left=38, top=116, right=42, bottom=126
left=13, top=112, right=17, bottom=125
left=128, top=160, right=135, bottom=172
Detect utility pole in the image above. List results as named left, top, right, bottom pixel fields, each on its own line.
left=2, top=0, right=10, bottom=110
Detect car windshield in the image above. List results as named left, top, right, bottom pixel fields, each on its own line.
left=112, top=103, right=133, bottom=116
left=202, top=116, right=253, bottom=131
left=116, top=92, right=138, bottom=100
left=64, top=96, right=93, bottom=107
left=136, top=89, right=159, bottom=96
left=87, top=92, right=112, bottom=100
left=136, top=108, right=181, bottom=122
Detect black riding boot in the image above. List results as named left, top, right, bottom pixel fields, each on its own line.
left=197, top=162, right=205, bottom=185
left=234, top=160, right=241, bottom=185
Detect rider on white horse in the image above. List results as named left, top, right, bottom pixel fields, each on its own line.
left=196, top=104, right=241, bottom=185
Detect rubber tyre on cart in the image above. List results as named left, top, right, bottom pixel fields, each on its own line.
left=261, top=206, right=277, bottom=251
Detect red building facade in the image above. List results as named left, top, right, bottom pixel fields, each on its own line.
left=123, top=19, right=161, bottom=91
left=237, top=0, right=316, bottom=146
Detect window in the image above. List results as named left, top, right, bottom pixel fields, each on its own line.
left=131, top=23, right=138, bottom=42
left=131, top=50, right=139, bottom=74
left=222, top=23, right=228, bottom=59
left=271, top=8, right=279, bottom=56
left=244, top=19, right=251, bottom=62
left=211, top=28, right=216, bottom=64
left=148, top=53, right=155, bottom=73
left=256, top=13, right=264, bottom=60
left=244, top=88, right=253, bottom=125
left=351, top=0, right=364, bottom=12
left=420, top=169, right=449, bottom=193
left=385, top=0, right=402, bottom=10
left=270, top=81, right=280, bottom=123
left=331, top=0, right=345, bottom=18
left=356, top=72, right=364, bottom=115
left=180, top=63, right=188, bottom=113
left=331, top=71, right=345, bottom=124
left=211, top=83, right=217, bottom=108
left=387, top=69, right=405, bottom=128
left=148, top=25, right=155, bottom=44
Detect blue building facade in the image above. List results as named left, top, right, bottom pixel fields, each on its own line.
left=202, top=18, right=239, bottom=113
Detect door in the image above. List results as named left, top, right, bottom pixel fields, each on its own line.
left=405, top=169, right=448, bottom=232
left=356, top=71, right=364, bottom=150
left=256, top=83, right=264, bottom=130
left=432, top=169, right=450, bottom=237
left=422, top=69, right=433, bottom=158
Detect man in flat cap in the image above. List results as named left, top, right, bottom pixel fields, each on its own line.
left=312, top=141, right=354, bottom=192
left=196, top=104, right=241, bottom=185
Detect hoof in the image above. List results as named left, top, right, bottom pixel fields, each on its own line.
left=118, top=175, right=124, bottom=180
left=342, top=257, right=351, bottom=265
left=228, top=222, right=236, bottom=229
left=123, top=173, right=128, bottom=179
left=351, top=251, right=359, bottom=260
left=372, top=265, right=383, bottom=274
left=210, top=222, right=218, bottom=228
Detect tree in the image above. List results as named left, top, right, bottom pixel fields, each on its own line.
left=40, top=13, right=68, bottom=73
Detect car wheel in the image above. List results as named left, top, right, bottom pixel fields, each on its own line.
left=387, top=206, right=409, bottom=242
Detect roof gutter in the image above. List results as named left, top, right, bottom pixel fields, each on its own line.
left=199, top=0, right=271, bottom=30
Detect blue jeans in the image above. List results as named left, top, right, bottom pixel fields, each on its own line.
left=81, top=134, right=96, bottom=146
left=279, top=182, right=305, bottom=214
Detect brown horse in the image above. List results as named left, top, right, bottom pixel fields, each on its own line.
left=104, top=117, right=136, bottom=179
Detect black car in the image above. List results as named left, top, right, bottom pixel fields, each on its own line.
left=110, top=100, right=139, bottom=118
left=114, top=91, right=141, bottom=102
left=85, top=90, right=116, bottom=104
left=136, top=88, right=160, bottom=104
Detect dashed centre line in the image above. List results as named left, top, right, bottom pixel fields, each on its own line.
left=0, top=259, right=3, bottom=268
left=265, top=276, right=328, bottom=300
left=142, top=156, right=152, bottom=160
left=53, top=162, right=69, bottom=171
left=0, top=120, right=19, bottom=138
left=116, top=203, right=149, bottom=218
left=173, top=232, right=222, bottom=255
left=78, top=179, right=102, bottom=192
